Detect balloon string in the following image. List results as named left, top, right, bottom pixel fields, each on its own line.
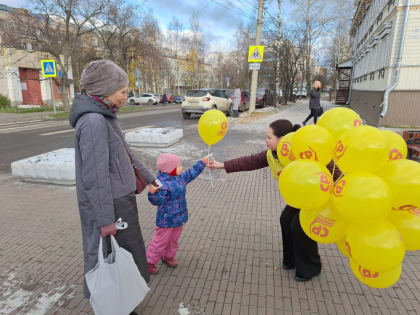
left=208, top=146, right=214, bottom=188
left=332, top=161, right=345, bottom=185
left=334, top=174, right=344, bottom=185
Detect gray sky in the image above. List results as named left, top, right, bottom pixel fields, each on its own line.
left=0, top=0, right=296, bottom=53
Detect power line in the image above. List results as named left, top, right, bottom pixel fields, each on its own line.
left=197, top=0, right=213, bottom=14
left=222, top=0, right=256, bottom=22
left=225, top=0, right=278, bottom=38
left=209, top=0, right=254, bottom=22
left=209, top=0, right=278, bottom=39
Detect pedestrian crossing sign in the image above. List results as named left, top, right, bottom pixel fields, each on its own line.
left=248, top=46, right=264, bottom=62
left=41, top=60, right=57, bottom=77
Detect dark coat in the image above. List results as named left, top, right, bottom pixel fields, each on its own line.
left=69, top=94, right=155, bottom=297
left=309, top=88, right=321, bottom=109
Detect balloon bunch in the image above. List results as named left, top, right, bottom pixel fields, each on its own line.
left=278, top=107, right=420, bottom=288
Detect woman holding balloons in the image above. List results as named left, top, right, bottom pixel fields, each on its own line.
left=277, top=107, right=420, bottom=289
left=209, top=119, right=341, bottom=282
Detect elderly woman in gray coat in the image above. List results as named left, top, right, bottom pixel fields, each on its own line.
left=69, top=60, right=158, bottom=301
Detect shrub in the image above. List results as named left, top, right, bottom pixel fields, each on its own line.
left=0, top=94, right=11, bottom=108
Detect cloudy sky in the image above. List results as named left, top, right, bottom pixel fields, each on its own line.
left=1, top=0, right=294, bottom=53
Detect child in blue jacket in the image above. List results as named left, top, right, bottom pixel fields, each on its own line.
left=146, top=153, right=209, bottom=274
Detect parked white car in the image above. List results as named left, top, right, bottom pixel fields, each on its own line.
left=181, top=89, right=233, bottom=119
left=127, top=93, right=158, bottom=105
left=294, top=88, right=307, bottom=98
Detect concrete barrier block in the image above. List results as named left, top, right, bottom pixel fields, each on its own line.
left=11, top=148, right=75, bottom=185
left=125, top=128, right=183, bottom=148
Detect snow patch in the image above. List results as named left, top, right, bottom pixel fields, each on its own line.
left=26, top=290, right=65, bottom=315
left=0, top=288, right=32, bottom=314
left=134, top=142, right=205, bottom=161
left=177, top=302, right=207, bottom=314
left=0, top=270, right=68, bottom=314
left=178, top=303, right=190, bottom=315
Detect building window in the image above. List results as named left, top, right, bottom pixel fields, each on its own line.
left=379, top=34, right=389, bottom=68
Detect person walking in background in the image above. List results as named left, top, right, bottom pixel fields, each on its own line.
left=232, top=88, right=241, bottom=118
left=69, top=60, right=159, bottom=305
left=303, top=81, right=322, bottom=125
left=146, top=153, right=210, bottom=274
left=162, top=93, right=167, bottom=106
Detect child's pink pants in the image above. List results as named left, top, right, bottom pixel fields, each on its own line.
left=146, top=226, right=183, bottom=264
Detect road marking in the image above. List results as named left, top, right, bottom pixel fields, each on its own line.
left=0, top=121, right=68, bottom=133
left=0, top=119, right=44, bottom=126
left=39, top=125, right=155, bottom=136
left=40, top=129, right=74, bottom=136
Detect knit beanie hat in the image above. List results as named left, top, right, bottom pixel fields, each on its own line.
left=157, top=153, right=181, bottom=174
left=80, top=60, right=129, bottom=97
left=269, top=119, right=300, bottom=138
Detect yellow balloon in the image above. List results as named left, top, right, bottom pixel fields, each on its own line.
left=334, top=126, right=389, bottom=174
left=277, top=132, right=296, bottom=167
left=332, top=172, right=393, bottom=224
left=317, top=107, right=363, bottom=140
left=349, top=259, right=401, bottom=289
left=378, top=159, right=420, bottom=210
left=292, top=125, right=334, bottom=165
left=279, top=160, right=333, bottom=210
left=346, top=220, right=405, bottom=272
left=336, top=238, right=350, bottom=258
left=387, top=205, right=420, bottom=251
left=197, top=109, right=228, bottom=146
left=382, top=130, right=408, bottom=161
left=299, top=202, right=348, bottom=243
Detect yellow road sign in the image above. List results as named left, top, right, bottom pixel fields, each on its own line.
left=41, top=59, right=57, bottom=77
left=248, top=46, right=264, bottom=62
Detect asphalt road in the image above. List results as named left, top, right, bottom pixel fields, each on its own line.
left=0, top=106, right=188, bottom=174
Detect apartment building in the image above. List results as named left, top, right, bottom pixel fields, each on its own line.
left=350, top=0, right=420, bottom=127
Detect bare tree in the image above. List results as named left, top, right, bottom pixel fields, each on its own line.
left=324, top=0, right=354, bottom=88
left=95, top=1, right=143, bottom=72
left=136, top=15, right=167, bottom=93
left=291, top=0, right=333, bottom=92
left=180, top=12, right=206, bottom=89
left=168, top=17, right=184, bottom=94
left=6, top=0, right=111, bottom=109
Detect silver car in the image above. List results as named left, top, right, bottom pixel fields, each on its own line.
left=181, top=89, right=233, bottom=119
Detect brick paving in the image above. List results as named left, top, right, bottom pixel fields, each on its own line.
left=1, top=101, right=420, bottom=314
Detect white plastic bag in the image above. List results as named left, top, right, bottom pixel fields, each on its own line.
left=85, top=235, right=150, bottom=315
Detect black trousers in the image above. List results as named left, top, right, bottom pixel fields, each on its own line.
left=112, top=193, right=150, bottom=283
left=280, top=205, right=321, bottom=279
left=303, top=108, right=319, bottom=124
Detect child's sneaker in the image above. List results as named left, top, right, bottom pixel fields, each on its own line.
left=148, top=263, right=158, bottom=274
left=162, top=257, right=178, bottom=268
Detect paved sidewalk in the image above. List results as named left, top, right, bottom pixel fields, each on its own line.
left=1, top=100, right=419, bottom=314
left=1, top=143, right=420, bottom=315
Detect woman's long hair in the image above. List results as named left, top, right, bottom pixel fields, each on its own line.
left=269, top=119, right=301, bottom=138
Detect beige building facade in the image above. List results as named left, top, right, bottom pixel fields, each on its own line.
left=0, top=4, right=74, bottom=106
left=350, top=0, right=420, bottom=127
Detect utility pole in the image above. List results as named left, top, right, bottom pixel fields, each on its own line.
left=249, top=0, right=264, bottom=113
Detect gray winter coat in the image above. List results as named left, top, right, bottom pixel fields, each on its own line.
left=69, top=94, right=154, bottom=297
left=309, top=88, right=321, bottom=109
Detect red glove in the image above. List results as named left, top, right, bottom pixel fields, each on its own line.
left=100, top=223, right=117, bottom=237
